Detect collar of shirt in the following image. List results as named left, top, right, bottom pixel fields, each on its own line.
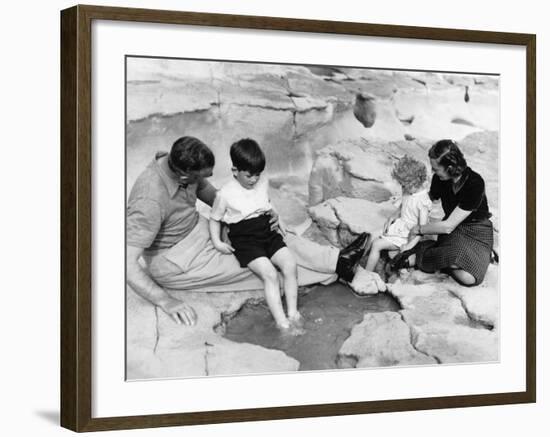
left=452, top=166, right=471, bottom=194
left=154, top=152, right=182, bottom=198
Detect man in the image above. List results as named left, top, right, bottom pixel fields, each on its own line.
left=127, top=136, right=367, bottom=325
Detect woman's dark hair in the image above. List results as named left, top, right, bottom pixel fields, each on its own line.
left=391, top=155, right=428, bottom=194
left=169, top=136, right=215, bottom=172
left=230, top=138, right=266, bottom=174
left=428, top=139, right=468, bottom=178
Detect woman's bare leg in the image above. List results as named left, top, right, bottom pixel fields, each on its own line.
left=448, top=265, right=477, bottom=286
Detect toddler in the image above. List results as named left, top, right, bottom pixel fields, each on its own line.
left=365, top=155, right=432, bottom=272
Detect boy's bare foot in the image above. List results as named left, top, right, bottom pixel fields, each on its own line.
left=288, top=311, right=304, bottom=328
left=276, top=319, right=291, bottom=330
left=277, top=318, right=305, bottom=336
left=279, top=324, right=306, bottom=336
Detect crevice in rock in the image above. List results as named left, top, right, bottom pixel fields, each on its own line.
left=283, top=77, right=299, bottom=140
left=127, top=79, right=161, bottom=85
left=214, top=89, right=224, bottom=119
left=345, top=172, right=384, bottom=183
left=412, top=78, right=427, bottom=87
left=204, top=341, right=213, bottom=376
left=445, top=288, right=495, bottom=331
left=230, top=102, right=295, bottom=112
left=153, top=306, right=160, bottom=354
left=398, top=311, right=442, bottom=364
left=128, top=107, right=216, bottom=124
left=213, top=297, right=264, bottom=335
left=292, top=111, right=298, bottom=140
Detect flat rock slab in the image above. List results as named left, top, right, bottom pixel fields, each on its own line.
left=388, top=274, right=499, bottom=364
left=126, top=288, right=299, bottom=380
left=127, top=81, right=218, bottom=121
left=338, top=311, right=437, bottom=368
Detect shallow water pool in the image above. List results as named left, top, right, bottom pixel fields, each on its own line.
left=222, top=283, right=401, bottom=371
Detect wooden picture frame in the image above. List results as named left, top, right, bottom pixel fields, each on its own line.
left=60, top=4, right=536, bottom=432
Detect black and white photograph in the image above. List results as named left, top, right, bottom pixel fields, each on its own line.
left=125, top=56, right=500, bottom=380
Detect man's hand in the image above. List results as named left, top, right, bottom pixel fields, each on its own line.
left=267, top=209, right=280, bottom=232
left=214, top=241, right=235, bottom=254
left=159, top=296, right=198, bottom=326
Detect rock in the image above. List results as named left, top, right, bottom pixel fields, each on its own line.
left=353, top=93, right=377, bottom=128
left=308, top=197, right=396, bottom=246
left=457, top=131, right=499, bottom=221
left=447, top=264, right=499, bottom=329
left=294, top=100, right=336, bottom=137
left=307, top=200, right=340, bottom=245
left=350, top=268, right=387, bottom=295
left=414, top=324, right=498, bottom=364
left=126, top=289, right=299, bottom=379
left=388, top=280, right=499, bottom=364
left=127, top=81, right=219, bottom=121
left=217, top=104, right=297, bottom=174
left=306, top=65, right=344, bottom=77
left=338, top=312, right=438, bottom=367
left=206, top=338, right=299, bottom=376
left=286, top=70, right=353, bottom=110
left=333, top=70, right=426, bottom=99
left=269, top=179, right=310, bottom=228
left=308, top=139, right=401, bottom=205
left=126, top=288, right=164, bottom=380
left=218, top=80, right=294, bottom=110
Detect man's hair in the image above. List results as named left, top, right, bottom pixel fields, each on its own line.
left=428, top=139, right=467, bottom=178
left=230, top=138, right=266, bottom=174
left=169, top=136, right=215, bottom=172
left=391, top=155, right=428, bottom=194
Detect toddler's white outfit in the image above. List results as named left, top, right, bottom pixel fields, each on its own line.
left=381, top=189, right=432, bottom=248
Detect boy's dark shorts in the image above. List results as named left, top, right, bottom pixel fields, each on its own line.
left=228, top=214, right=286, bottom=267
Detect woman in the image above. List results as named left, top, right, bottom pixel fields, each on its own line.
left=392, top=139, right=495, bottom=286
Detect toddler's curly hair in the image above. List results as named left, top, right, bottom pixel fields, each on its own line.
left=391, top=155, right=428, bottom=194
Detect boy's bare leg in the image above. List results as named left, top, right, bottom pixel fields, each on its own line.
left=365, top=238, right=399, bottom=271
left=271, top=247, right=300, bottom=322
left=247, top=257, right=289, bottom=329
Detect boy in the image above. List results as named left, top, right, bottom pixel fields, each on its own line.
left=209, top=139, right=303, bottom=332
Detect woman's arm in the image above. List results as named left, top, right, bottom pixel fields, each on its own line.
left=402, top=207, right=430, bottom=251
left=410, top=206, right=471, bottom=236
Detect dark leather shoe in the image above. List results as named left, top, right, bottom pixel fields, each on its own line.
left=336, top=233, right=370, bottom=283
left=336, top=257, right=356, bottom=283
left=341, top=233, right=369, bottom=256
left=389, top=247, right=417, bottom=271
left=339, top=232, right=370, bottom=265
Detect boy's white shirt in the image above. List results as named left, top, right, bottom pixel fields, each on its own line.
left=210, top=176, right=272, bottom=224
